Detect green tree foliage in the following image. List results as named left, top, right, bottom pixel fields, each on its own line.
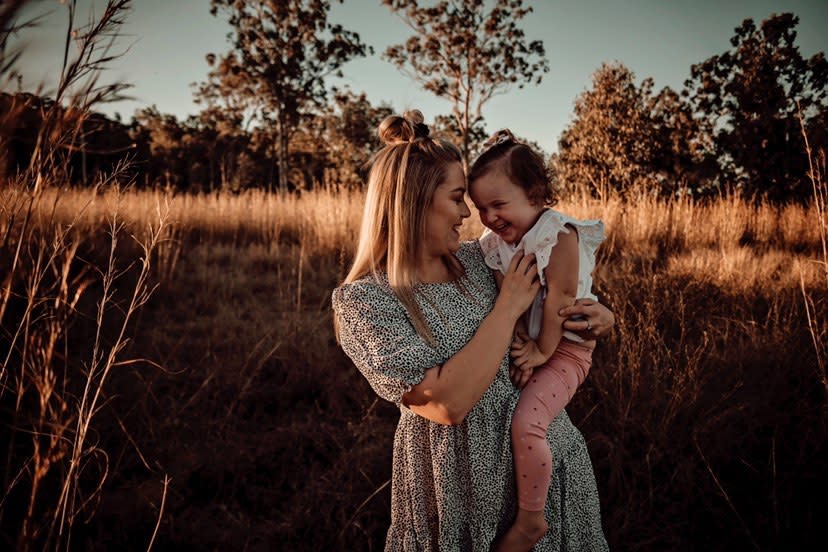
left=125, top=90, right=394, bottom=192
left=0, top=91, right=135, bottom=185
left=431, top=113, right=488, bottom=161
left=685, top=12, right=828, bottom=202
left=130, top=107, right=189, bottom=190
left=317, top=90, right=393, bottom=188
left=204, top=0, right=371, bottom=193
left=649, top=87, right=718, bottom=196
left=383, top=0, right=549, bottom=170
left=555, top=62, right=660, bottom=199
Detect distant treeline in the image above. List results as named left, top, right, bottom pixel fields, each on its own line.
left=0, top=89, right=392, bottom=193
left=1, top=11, right=825, bottom=202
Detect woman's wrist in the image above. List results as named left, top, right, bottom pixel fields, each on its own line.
left=491, top=294, right=525, bottom=325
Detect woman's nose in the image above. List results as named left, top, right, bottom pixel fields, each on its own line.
left=461, top=200, right=471, bottom=218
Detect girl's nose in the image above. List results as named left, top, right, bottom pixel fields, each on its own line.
left=461, top=200, right=471, bottom=218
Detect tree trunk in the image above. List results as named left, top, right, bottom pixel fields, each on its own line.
left=277, top=113, right=289, bottom=195
left=268, top=139, right=277, bottom=193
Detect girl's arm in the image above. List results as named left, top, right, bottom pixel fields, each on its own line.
left=511, top=227, right=580, bottom=370
left=401, top=252, right=541, bottom=425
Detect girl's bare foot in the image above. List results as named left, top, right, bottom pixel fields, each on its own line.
left=492, top=509, right=547, bottom=552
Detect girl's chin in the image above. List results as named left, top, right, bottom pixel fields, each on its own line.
left=496, top=230, right=517, bottom=244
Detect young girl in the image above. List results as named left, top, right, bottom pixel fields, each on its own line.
left=468, top=129, right=605, bottom=550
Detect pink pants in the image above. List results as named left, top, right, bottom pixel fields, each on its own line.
left=511, top=339, right=593, bottom=511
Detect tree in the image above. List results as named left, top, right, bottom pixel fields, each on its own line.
left=290, top=90, right=391, bottom=188
left=431, top=113, right=488, bottom=161
left=555, top=62, right=659, bottom=199
left=322, top=90, right=393, bottom=187
left=204, top=0, right=371, bottom=193
left=684, top=12, right=828, bottom=202
left=649, top=87, right=718, bottom=197
left=130, top=107, right=190, bottom=190
left=383, top=0, right=549, bottom=170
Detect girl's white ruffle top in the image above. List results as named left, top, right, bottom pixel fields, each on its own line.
left=478, top=208, right=605, bottom=342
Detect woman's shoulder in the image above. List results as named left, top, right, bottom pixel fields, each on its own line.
left=454, top=240, right=488, bottom=272
left=332, top=274, right=395, bottom=314
left=457, top=239, right=483, bottom=259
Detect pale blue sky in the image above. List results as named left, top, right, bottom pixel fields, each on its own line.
left=13, top=0, right=828, bottom=153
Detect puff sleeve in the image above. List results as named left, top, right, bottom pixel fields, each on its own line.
left=478, top=230, right=505, bottom=273
left=530, top=211, right=605, bottom=286
left=332, top=280, right=443, bottom=405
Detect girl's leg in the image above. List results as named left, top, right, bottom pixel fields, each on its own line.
left=495, top=342, right=592, bottom=551
left=513, top=342, right=591, bottom=511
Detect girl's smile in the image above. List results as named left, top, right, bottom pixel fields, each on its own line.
left=469, top=169, right=544, bottom=245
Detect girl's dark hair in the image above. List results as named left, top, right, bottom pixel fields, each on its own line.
left=468, top=129, right=557, bottom=207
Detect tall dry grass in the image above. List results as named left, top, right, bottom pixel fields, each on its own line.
left=2, top=183, right=824, bottom=550
left=798, top=124, right=827, bottom=393
left=1, top=1, right=173, bottom=549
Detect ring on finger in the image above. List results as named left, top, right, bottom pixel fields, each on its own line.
left=586, top=320, right=592, bottom=331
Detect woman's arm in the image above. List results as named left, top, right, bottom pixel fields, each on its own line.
left=560, top=299, right=615, bottom=339
left=402, top=252, right=541, bottom=425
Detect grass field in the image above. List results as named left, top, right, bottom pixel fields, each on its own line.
left=1, top=185, right=826, bottom=550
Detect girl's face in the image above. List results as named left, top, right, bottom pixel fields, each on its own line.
left=422, top=162, right=471, bottom=257
left=469, top=169, right=544, bottom=245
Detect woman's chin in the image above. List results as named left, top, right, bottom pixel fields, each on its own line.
left=449, top=235, right=467, bottom=252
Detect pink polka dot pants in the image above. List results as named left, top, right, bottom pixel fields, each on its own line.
left=511, top=340, right=593, bottom=511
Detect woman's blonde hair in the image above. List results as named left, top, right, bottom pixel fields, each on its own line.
left=343, top=109, right=464, bottom=345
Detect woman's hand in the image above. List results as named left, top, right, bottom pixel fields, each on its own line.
left=496, top=251, right=541, bottom=321
left=559, top=298, right=615, bottom=339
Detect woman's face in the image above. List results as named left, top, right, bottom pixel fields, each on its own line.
left=422, top=162, right=470, bottom=257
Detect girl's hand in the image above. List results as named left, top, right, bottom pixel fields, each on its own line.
left=497, top=251, right=541, bottom=321
left=508, top=324, right=533, bottom=388
left=509, top=361, right=534, bottom=389
left=510, top=334, right=547, bottom=373
left=559, top=298, right=615, bottom=339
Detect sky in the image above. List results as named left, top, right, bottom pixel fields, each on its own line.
left=12, top=0, right=828, bottom=154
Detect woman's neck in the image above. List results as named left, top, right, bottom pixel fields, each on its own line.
left=415, top=254, right=453, bottom=284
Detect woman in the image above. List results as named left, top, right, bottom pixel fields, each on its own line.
left=332, top=110, right=612, bottom=551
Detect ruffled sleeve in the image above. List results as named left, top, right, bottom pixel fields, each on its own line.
left=524, top=211, right=569, bottom=286
left=477, top=229, right=504, bottom=273
left=527, top=210, right=605, bottom=286
left=568, top=217, right=606, bottom=263
left=332, top=280, right=443, bottom=405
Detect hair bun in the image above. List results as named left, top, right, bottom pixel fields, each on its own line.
left=403, top=109, right=424, bottom=126
left=482, top=128, right=517, bottom=152
left=378, top=109, right=430, bottom=145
